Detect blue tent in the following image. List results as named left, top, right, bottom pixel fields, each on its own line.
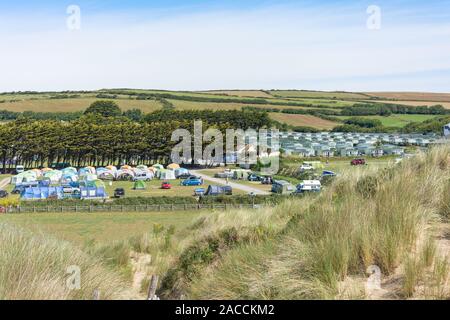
left=80, top=187, right=107, bottom=199
left=205, top=185, right=232, bottom=196
left=21, top=186, right=64, bottom=200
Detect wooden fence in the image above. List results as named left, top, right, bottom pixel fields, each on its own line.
left=5, top=203, right=262, bottom=214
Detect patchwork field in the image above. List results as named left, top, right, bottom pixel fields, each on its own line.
left=1, top=89, right=447, bottom=131
left=269, top=113, right=339, bottom=129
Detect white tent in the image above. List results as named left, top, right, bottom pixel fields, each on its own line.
left=159, top=169, right=176, bottom=180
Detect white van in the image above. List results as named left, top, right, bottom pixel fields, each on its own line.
left=15, top=165, right=25, bottom=174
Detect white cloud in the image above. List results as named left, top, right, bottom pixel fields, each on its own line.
left=0, top=4, right=449, bottom=92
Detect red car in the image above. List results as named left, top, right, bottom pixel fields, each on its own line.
left=161, top=181, right=172, bottom=189
left=351, top=158, right=366, bottom=166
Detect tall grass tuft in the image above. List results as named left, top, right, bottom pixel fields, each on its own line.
left=0, top=223, right=132, bottom=300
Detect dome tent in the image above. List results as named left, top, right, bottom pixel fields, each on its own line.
left=167, top=163, right=180, bottom=170
left=158, top=169, right=176, bottom=180
left=152, top=164, right=164, bottom=170
left=133, top=180, right=146, bottom=190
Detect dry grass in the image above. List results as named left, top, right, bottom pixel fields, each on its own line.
left=0, top=223, right=133, bottom=300
left=269, top=113, right=339, bottom=129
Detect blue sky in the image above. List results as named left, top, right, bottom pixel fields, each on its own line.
left=0, top=0, right=449, bottom=92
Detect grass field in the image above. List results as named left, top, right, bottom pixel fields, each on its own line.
left=281, top=155, right=397, bottom=174
left=0, top=210, right=203, bottom=246
left=269, top=113, right=339, bottom=129
left=336, top=114, right=438, bottom=127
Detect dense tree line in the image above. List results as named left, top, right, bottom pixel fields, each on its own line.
left=144, top=109, right=273, bottom=130
left=341, top=103, right=448, bottom=116
left=0, top=116, right=192, bottom=171
left=242, top=106, right=341, bottom=116
left=0, top=110, right=83, bottom=121
left=0, top=107, right=273, bottom=171
left=402, top=116, right=450, bottom=134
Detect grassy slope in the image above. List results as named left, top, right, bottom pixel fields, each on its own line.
left=0, top=222, right=134, bottom=300
left=158, top=147, right=450, bottom=300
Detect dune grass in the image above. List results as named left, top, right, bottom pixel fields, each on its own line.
left=0, top=223, right=134, bottom=300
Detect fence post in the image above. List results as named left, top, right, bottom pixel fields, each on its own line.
left=147, top=275, right=159, bottom=300
left=171, top=204, right=174, bottom=211
left=75, top=205, right=78, bottom=213
left=159, top=205, right=161, bottom=212
left=93, top=289, right=101, bottom=300
left=33, top=206, right=36, bottom=213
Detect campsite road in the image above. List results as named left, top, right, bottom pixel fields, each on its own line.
left=0, top=178, right=10, bottom=190
left=190, top=171, right=270, bottom=195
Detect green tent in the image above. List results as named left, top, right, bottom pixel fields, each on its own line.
left=133, top=180, right=146, bottom=190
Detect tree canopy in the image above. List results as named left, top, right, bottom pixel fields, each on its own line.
left=84, top=100, right=122, bottom=117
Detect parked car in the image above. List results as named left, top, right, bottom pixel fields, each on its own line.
left=261, top=176, right=273, bottom=185
left=161, top=181, right=172, bottom=189
left=133, top=172, right=153, bottom=181
left=299, top=164, right=314, bottom=172
left=12, top=185, right=25, bottom=194
left=181, top=176, right=203, bottom=186
left=247, top=174, right=261, bottom=182
left=177, top=173, right=192, bottom=180
left=351, top=158, right=366, bottom=166
left=215, top=170, right=234, bottom=179
left=194, top=188, right=205, bottom=196
left=114, top=188, right=125, bottom=198
left=0, top=190, right=9, bottom=198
